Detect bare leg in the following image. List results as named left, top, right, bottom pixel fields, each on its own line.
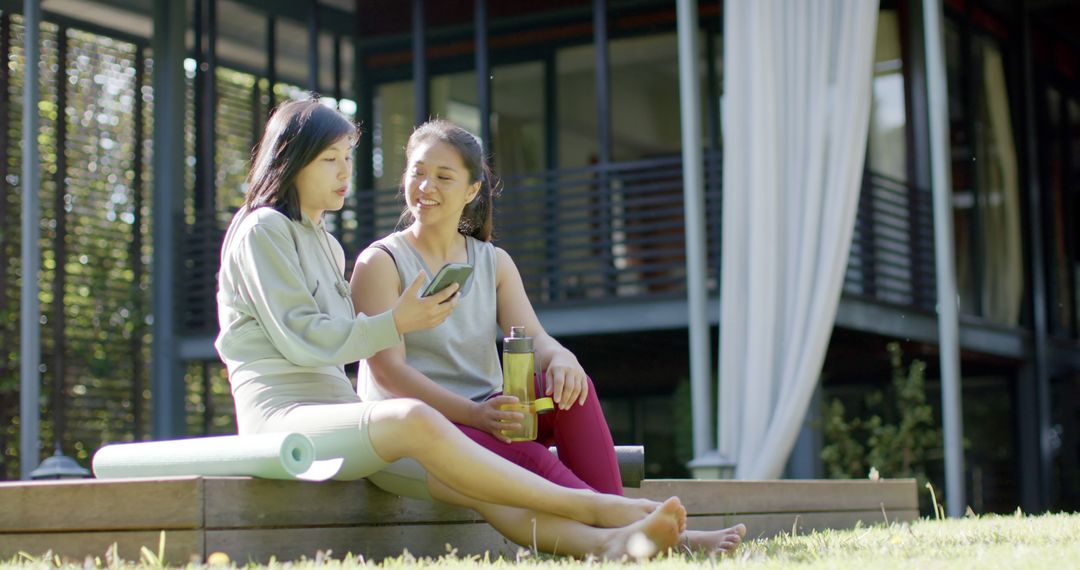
left=682, top=524, right=746, bottom=555
left=427, top=476, right=685, bottom=559
left=367, top=399, right=664, bottom=528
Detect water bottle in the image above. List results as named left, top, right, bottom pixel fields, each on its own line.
left=501, top=326, right=554, bottom=441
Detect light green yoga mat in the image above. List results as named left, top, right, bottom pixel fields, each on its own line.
left=92, top=432, right=343, bottom=481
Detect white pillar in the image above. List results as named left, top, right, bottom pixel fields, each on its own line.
left=676, top=0, right=717, bottom=471
left=151, top=0, right=188, bottom=439
left=922, top=0, right=966, bottom=517
left=19, top=0, right=42, bottom=480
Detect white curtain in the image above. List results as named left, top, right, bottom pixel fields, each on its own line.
left=717, top=0, right=880, bottom=479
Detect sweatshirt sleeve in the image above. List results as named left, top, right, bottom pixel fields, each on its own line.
left=232, top=220, right=400, bottom=367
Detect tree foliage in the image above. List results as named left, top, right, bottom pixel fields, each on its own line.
left=821, top=342, right=944, bottom=487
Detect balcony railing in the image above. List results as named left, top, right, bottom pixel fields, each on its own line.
left=179, top=155, right=936, bottom=335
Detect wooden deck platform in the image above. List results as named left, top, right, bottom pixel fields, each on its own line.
left=0, top=477, right=918, bottom=563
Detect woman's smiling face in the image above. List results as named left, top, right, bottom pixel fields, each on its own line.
left=404, top=139, right=480, bottom=228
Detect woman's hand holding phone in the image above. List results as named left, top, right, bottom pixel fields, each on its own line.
left=391, top=273, right=459, bottom=334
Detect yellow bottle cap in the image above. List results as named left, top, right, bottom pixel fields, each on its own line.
left=533, top=397, right=555, bottom=414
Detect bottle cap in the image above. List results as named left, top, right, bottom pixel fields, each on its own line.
left=533, top=397, right=555, bottom=414
left=504, top=326, right=533, bottom=353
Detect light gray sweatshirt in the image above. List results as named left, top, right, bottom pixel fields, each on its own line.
left=215, top=206, right=400, bottom=387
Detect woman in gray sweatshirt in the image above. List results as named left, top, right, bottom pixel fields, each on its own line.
left=215, top=97, right=692, bottom=559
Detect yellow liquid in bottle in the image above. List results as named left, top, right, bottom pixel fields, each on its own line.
left=501, top=351, right=537, bottom=441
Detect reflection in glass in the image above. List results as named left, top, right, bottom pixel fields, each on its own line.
left=973, top=40, right=1022, bottom=325
left=946, top=24, right=1023, bottom=326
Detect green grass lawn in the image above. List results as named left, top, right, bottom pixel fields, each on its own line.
left=5, top=513, right=1078, bottom=569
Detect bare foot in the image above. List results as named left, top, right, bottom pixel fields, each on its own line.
left=599, top=497, right=685, bottom=559
left=588, top=494, right=665, bottom=528
left=682, top=523, right=746, bottom=555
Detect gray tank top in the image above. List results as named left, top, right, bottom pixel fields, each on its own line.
left=356, top=232, right=502, bottom=403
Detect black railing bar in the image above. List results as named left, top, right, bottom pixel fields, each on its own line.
left=867, top=266, right=918, bottom=280
left=499, top=198, right=694, bottom=226
left=502, top=155, right=685, bottom=184
left=503, top=170, right=688, bottom=195
left=512, top=249, right=689, bottom=273
left=615, top=209, right=689, bottom=225
left=503, top=172, right=688, bottom=197
left=516, top=258, right=688, bottom=278
left=865, top=182, right=912, bottom=200
left=866, top=227, right=918, bottom=244
left=858, top=214, right=921, bottom=235
left=867, top=201, right=917, bottom=219
left=853, top=248, right=919, bottom=264
left=618, top=192, right=693, bottom=209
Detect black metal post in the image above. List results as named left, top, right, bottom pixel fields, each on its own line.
left=51, top=26, right=68, bottom=454
left=251, top=76, right=262, bottom=145
left=1018, top=3, right=1053, bottom=512
left=958, top=9, right=985, bottom=314
left=475, top=0, right=491, bottom=149
left=543, top=53, right=560, bottom=299
left=202, top=361, right=213, bottom=435
left=267, top=15, right=277, bottom=115
left=907, top=0, right=935, bottom=311
left=412, top=0, right=428, bottom=125
left=308, top=0, right=319, bottom=93
left=333, top=31, right=343, bottom=103
left=131, top=44, right=146, bottom=441
left=332, top=30, right=345, bottom=243
left=592, top=0, right=614, bottom=293
left=195, top=0, right=217, bottom=217
left=593, top=0, right=611, bottom=165
left=354, top=0, right=375, bottom=247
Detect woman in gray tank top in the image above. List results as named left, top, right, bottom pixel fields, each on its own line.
left=351, top=119, right=746, bottom=555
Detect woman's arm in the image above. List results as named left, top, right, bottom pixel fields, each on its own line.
left=350, top=247, right=522, bottom=440
left=493, top=247, right=589, bottom=410
left=232, top=220, right=401, bottom=366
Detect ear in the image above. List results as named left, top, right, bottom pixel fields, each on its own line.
left=465, top=181, right=482, bottom=203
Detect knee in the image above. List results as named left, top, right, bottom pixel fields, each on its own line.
left=381, top=398, right=448, bottom=440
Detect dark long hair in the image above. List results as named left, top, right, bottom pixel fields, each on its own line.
left=398, top=119, right=501, bottom=242
left=244, top=97, right=358, bottom=221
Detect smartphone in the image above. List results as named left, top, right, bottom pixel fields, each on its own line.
left=421, top=263, right=473, bottom=298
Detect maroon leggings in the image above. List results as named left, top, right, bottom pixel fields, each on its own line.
left=455, top=373, right=623, bottom=496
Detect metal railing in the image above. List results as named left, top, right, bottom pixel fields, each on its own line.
left=179, top=156, right=935, bottom=333
left=844, top=171, right=937, bottom=312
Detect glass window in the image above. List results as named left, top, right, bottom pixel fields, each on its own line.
left=1071, top=99, right=1080, bottom=336
left=431, top=71, right=479, bottom=135
left=867, top=10, right=908, bottom=182
left=609, top=33, right=682, bottom=162
left=557, top=43, right=598, bottom=169
left=946, top=23, right=1023, bottom=326
left=492, top=61, right=545, bottom=176
left=971, top=37, right=1023, bottom=326
left=1045, top=87, right=1070, bottom=336
left=372, top=80, right=414, bottom=189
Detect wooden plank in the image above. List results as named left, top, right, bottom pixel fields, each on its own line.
left=0, top=530, right=204, bottom=565
left=0, top=477, right=204, bottom=532
left=206, top=524, right=515, bottom=563
left=626, top=479, right=919, bottom=515
left=203, top=478, right=483, bottom=528
left=686, top=509, right=921, bottom=541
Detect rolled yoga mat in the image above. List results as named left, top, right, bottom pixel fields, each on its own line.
left=92, top=432, right=343, bottom=481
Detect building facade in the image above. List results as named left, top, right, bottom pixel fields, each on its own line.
left=1, top=0, right=1078, bottom=514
